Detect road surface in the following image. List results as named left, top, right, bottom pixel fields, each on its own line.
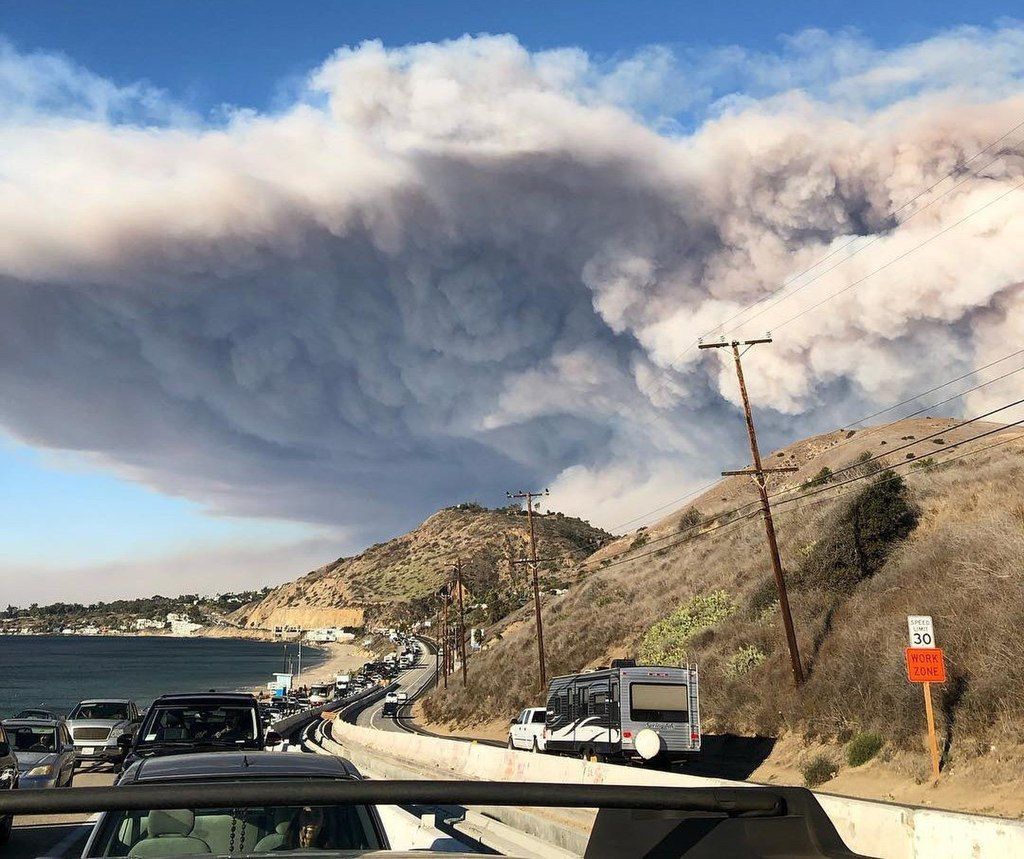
left=355, top=642, right=437, bottom=734
left=8, top=766, right=115, bottom=859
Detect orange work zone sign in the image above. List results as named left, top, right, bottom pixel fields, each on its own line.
left=905, top=647, right=946, bottom=683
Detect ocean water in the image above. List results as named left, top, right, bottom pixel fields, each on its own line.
left=0, top=636, right=326, bottom=716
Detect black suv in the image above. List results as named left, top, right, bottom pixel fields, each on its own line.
left=119, top=692, right=280, bottom=768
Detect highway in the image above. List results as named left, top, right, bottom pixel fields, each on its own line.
left=354, top=639, right=438, bottom=733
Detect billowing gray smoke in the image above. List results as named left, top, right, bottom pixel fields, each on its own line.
left=1, top=28, right=1023, bottom=542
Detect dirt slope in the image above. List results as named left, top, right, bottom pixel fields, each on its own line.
left=421, top=418, right=1024, bottom=813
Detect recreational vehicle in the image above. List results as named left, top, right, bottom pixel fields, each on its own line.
left=543, top=660, right=700, bottom=763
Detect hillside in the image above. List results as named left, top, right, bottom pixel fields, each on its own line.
left=420, top=417, right=1024, bottom=813
left=233, top=504, right=611, bottom=631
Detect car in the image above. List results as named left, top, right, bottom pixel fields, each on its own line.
left=0, top=724, right=17, bottom=844
left=13, top=708, right=60, bottom=721
left=81, top=751, right=388, bottom=856
left=381, top=692, right=399, bottom=718
left=508, top=706, right=547, bottom=752
left=1, top=718, right=76, bottom=789
left=66, top=699, right=141, bottom=770
left=119, top=692, right=281, bottom=768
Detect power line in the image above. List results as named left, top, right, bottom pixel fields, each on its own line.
left=640, top=119, right=1024, bottom=398
left=592, top=418, right=1024, bottom=574
left=601, top=346, right=1024, bottom=535
left=772, top=179, right=1024, bottom=332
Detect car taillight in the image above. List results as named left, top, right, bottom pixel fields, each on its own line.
left=623, top=731, right=632, bottom=739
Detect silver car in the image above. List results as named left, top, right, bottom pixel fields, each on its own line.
left=2, top=718, right=76, bottom=788
left=66, top=699, right=140, bottom=769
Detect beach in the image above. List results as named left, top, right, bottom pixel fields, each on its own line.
left=252, top=640, right=370, bottom=697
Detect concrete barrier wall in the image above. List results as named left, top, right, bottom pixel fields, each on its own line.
left=328, top=719, right=1024, bottom=859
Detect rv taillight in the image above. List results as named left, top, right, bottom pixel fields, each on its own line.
left=623, top=731, right=632, bottom=739
left=691, top=732, right=699, bottom=742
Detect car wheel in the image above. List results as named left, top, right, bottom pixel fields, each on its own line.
left=531, top=738, right=540, bottom=754
left=507, top=735, right=515, bottom=750
left=0, top=813, right=12, bottom=845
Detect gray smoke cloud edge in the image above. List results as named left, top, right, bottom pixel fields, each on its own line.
left=1, top=27, right=1024, bottom=551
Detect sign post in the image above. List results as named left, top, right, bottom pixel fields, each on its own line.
left=905, top=616, right=943, bottom=781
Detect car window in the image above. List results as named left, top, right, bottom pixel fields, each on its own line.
left=87, top=804, right=382, bottom=856
left=71, top=703, right=130, bottom=721
left=10, top=726, right=57, bottom=752
left=531, top=710, right=546, bottom=723
left=140, top=705, right=257, bottom=745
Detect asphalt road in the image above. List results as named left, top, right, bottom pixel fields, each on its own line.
left=355, top=642, right=438, bottom=734
left=8, top=765, right=116, bottom=859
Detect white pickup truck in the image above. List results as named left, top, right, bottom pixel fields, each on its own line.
left=507, top=706, right=546, bottom=752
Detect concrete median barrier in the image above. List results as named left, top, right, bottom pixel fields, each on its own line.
left=326, top=719, right=1024, bottom=859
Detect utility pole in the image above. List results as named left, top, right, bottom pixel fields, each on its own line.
left=452, top=558, right=468, bottom=686
left=441, top=585, right=450, bottom=689
left=507, top=488, right=550, bottom=690
left=433, top=600, right=441, bottom=684
left=699, top=337, right=805, bottom=685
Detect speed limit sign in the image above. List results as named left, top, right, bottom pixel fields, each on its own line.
left=908, top=615, right=935, bottom=648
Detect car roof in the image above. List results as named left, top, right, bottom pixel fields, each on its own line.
left=151, top=692, right=257, bottom=703
left=75, top=699, right=134, bottom=705
left=2, top=718, right=61, bottom=727
left=120, top=751, right=360, bottom=783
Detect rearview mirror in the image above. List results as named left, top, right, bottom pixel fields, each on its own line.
left=264, top=730, right=283, bottom=747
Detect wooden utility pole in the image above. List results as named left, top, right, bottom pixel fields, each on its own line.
left=507, top=489, right=550, bottom=690
left=699, top=337, right=805, bottom=685
left=441, top=585, right=450, bottom=689
left=433, top=600, right=441, bottom=684
left=453, top=558, right=468, bottom=686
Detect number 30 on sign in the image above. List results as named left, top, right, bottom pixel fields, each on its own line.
left=907, top=615, right=934, bottom=648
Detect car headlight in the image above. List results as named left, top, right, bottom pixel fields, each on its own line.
left=26, top=763, right=53, bottom=777
left=107, top=726, right=125, bottom=742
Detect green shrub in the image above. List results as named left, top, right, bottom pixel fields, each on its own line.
left=725, top=645, right=766, bottom=677
left=846, top=732, right=884, bottom=767
left=630, top=531, right=649, bottom=551
left=803, top=467, right=835, bottom=489
left=638, top=590, right=735, bottom=666
left=795, top=470, right=917, bottom=592
left=802, top=754, right=838, bottom=786
left=678, top=508, right=704, bottom=532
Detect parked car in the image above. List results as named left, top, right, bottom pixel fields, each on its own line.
left=66, top=699, right=141, bottom=769
left=0, top=723, right=17, bottom=844
left=81, top=752, right=387, bottom=856
left=1, top=718, right=76, bottom=788
left=120, top=692, right=280, bottom=768
left=13, top=708, right=60, bottom=721
left=508, top=706, right=547, bottom=752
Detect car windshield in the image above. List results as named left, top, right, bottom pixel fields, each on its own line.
left=139, top=705, right=257, bottom=746
left=70, top=703, right=130, bottom=721
left=10, top=725, right=57, bottom=752
left=87, top=803, right=381, bottom=856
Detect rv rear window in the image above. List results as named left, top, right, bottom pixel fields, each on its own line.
left=629, top=683, right=688, bottom=722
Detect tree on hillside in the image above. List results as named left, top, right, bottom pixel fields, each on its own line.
left=797, top=470, right=918, bottom=592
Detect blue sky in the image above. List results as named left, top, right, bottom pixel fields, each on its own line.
left=2, top=1, right=1016, bottom=113
left=1, top=1, right=1020, bottom=605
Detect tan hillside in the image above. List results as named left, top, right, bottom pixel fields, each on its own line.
left=234, top=504, right=611, bottom=630
left=422, top=417, right=1024, bottom=813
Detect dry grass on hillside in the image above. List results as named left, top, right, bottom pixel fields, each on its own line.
left=423, top=434, right=1024, bottom=762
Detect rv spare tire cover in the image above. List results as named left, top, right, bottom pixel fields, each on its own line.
left=635, top=728, right=662, bottom=760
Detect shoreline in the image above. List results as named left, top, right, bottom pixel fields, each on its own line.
left=249, top=640, right=371, bottom=697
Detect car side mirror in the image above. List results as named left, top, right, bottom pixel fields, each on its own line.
left=0, top=742, right=9, bottom=758
left=117, top=733, right=134, bottom=751
left=264, top=730, right=282, bottom=747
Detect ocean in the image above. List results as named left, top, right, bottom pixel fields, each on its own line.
left=0, top=635, right=326, bottom=716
